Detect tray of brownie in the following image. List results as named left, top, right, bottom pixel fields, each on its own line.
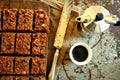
left=0, top=0, right=50, bottom=80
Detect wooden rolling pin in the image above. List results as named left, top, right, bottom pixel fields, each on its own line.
left=48, top=0, right=73, bottom=80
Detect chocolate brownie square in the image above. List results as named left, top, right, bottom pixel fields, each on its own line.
left=34, top=9, right=49, bottom=33
left=3, top=8, right=17, bottom=30
left=14, top=77, right=29, bottom=80
left=32, top=33, right=47, bottom=56
left=31, top=77, right=39, bottom=80
left=16, top=33, right=31, bottom=54
left=17, top=9, right=33, bottom=30
left=0, top=76, right=13, bottom=80
left=0, top=56, right=14, bottom=74
left=1, top=33, right=15, bottom=54
left=14, top=57, right=30, bottom=74
left=31, top=57, right=46, bottom=75
left=31, top=76, right=45, bottom=80
left=39, top=76, right=45, bottom=80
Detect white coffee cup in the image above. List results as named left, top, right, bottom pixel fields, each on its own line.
left=69, top=42, right=92, bottom=65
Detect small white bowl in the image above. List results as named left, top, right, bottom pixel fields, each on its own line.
left=69, top=42, right=92, bottom=65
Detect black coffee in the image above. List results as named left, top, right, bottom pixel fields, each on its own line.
left=72, top=45, right=88, bottom=62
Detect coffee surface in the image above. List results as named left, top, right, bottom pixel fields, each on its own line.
left=72, top=45, right=88, bottom=62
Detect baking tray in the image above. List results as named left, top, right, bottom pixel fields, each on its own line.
left=0, top=0, right=50, bottom=79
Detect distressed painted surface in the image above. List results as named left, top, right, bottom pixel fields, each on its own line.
left=57, top=0, right=120, bottom=80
